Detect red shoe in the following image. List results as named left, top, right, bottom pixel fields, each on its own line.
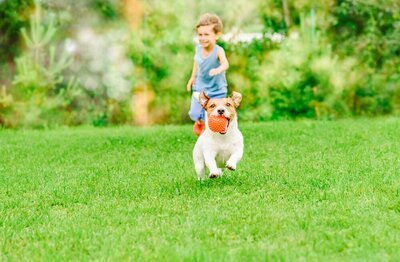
left=193, top=120, right=205, bottom=136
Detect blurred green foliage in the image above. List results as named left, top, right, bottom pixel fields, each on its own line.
left=129, top=0, right=399, bottom=123
left=0, top=0, right=33, bottom=63
left=0, top=0, right=399, bottom=127
left=5, top=2, right=80, bottom=127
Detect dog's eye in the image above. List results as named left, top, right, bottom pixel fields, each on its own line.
left=226, top=103, right=232, bottom=107
left=210, top=104, right=216, bottom=108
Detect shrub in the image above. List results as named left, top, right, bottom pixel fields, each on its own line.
left=2, top=1, right=80, bottom=128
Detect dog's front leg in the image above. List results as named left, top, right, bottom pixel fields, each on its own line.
left=203, top=152, right=220, bottom=178
left=226, top=146, right=243, bottom=171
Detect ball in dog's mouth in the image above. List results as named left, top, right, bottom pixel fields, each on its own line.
left=208, top=116, right=230, bottom=134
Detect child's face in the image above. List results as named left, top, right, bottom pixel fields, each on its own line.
left=197, top=25, right=219, bottom=49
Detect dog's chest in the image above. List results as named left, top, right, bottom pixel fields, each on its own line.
left=212, top=140, right=238, bottom=166
left=215, top=150, right=232, bottom=167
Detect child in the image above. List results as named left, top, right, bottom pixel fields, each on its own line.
left=186, top=13, right=229, bottom=136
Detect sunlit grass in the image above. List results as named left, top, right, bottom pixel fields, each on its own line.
left=1, top=118, right=400, bottom=260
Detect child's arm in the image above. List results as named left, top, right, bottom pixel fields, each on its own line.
left=186, top=61, right=198, bottom=92
left=209, top=48, right=229, bottom=76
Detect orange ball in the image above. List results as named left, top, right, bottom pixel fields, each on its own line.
left=208, top=116, right=229, bottom=133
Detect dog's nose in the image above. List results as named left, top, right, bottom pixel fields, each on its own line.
left=217, top=109, right=225, bottom=115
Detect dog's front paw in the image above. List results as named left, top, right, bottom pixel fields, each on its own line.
left=226, top=161, right=236, bottom=171
left=209, top=173, right=220, bottom=179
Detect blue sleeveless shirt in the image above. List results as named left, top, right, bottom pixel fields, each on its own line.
left=193, top=44, right=227, bottom=97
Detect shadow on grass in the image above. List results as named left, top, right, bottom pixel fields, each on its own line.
left=194, top=170, right=244, bottom=188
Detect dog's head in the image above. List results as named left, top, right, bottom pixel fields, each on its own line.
left=199, top=91, right=242, bottom=134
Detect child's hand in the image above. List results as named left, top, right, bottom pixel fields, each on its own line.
left=186, top=78, right=194, bottom=92
left=209, top=68, right=221, bottom=76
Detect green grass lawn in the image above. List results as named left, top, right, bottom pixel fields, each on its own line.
left=1, top=118, right=400, bottom=260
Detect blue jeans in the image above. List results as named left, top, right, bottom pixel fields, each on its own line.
left=188, top=92, right=227, bottom=121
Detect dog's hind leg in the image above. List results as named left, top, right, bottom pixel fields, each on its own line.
left=193, top=146, right=206, bottom=180
left=195, top=161, right=205, bottom=180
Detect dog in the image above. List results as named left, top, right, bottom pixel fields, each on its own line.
left=193, top=91, right=244, bottom=180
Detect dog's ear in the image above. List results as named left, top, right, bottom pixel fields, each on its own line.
left=199, top=91, right=210, bottom=109
left=230, top=91, right=242, bottom=108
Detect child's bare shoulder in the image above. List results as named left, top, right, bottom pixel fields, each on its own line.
left=216, top=46, right=227, bottom=55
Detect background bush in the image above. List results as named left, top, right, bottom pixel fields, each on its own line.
left=0, top=0, right=399, bottom=127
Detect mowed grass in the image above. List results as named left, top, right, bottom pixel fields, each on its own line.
left=1, top=118, right=400, bottom=260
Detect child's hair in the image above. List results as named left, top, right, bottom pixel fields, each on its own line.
left=196, top=13, right=223, bottom=34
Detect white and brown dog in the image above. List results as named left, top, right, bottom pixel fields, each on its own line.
left=193, top=91, right=244, bottom=180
